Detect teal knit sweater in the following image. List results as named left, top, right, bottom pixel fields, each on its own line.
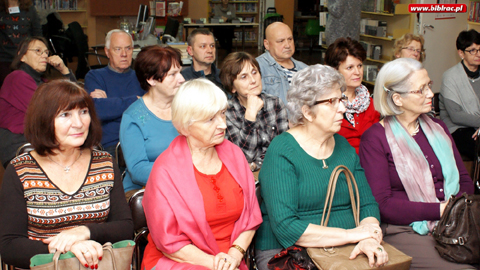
left=255, top=132, right=380, bottom=250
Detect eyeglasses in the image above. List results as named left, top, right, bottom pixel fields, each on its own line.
left=401, top=47, right=424, bottom=55
left=312, top=96, right=348, bottom=107
left=464, top=48, right=480, bottom=55
left=409, top=81, right=433, bottom=95
left=28, top=49, right=51, bottom=56
left=112, top=46, right=133, bottom=54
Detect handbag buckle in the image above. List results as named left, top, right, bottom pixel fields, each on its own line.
left=323, top=247, right=335, bottom=254
left=458, top=237, right=465, bottom=245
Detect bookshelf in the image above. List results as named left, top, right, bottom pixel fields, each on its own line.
left=35, top=0, right=88, bottom=30
left=360, top=2, right=414, bottom=86
left=208, top=0, right=259, bottom=47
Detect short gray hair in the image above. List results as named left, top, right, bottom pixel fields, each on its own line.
left=374, top=58, right=423, bottom=116
left=105, top=29, right=133, bottom=49
left=287, top=64, right=346, bottom=127
left=172, top=78, right=228, bottom=135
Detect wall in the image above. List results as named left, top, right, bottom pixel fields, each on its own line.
left=275, top=0, right=294, bottom=29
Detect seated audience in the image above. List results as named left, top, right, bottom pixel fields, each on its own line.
left=440, top=29, right=480, bottom=160
left=0, top=0, right=42, bottom=87
left=0, top=36, right=75, bottom=167
left=325, top=37, right=380, bottom=152
left=255, top=65, right=386, bottom=270
left=181, top=29, right=223, bottom=90
left=0, top=80, right=133, bottom=269
left=142, top=78, right=262, bottom=270
left=84, top=29, right=144, bottom=156
left=119, top=45, right=184, bottom=197
left=220, top=52, right=288, bottom=173
left=393, top=33, right=426, bottom=62
left=359, top=58, right=475, bottom=270
left=256, top=22, right=308, bottom=104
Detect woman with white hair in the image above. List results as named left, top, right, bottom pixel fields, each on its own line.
left=141, top=78, right=262, bottom=270
left=359, top=58, right=475, bottom=270
left=255, top=64, right=386, bottom=270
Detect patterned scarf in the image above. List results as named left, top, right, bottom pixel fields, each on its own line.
left=384, top=114, right=460, bottom=235
left=343, top=85, right=370, bottom=127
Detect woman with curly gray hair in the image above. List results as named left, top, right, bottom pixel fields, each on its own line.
left=254, top=64, right=387, bottom=270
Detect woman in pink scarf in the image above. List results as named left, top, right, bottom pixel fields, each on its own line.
left=142, top=78, right=262, bottom=270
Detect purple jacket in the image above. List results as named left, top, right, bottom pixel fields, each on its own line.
left=359, top=118, right=474, bottom=225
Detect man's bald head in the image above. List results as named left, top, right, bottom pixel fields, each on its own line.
left=264, top=22, right=295, bottom=64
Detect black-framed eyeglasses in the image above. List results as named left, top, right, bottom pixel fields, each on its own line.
left=401, top=47, right=424, bottom=55
left=312, top=96, right=348, bottom=107
left=28, top=48, right=51, bottom=56
left=409, top=81, right=433, bottom=95
left=464, top=48, right=480, bottom=55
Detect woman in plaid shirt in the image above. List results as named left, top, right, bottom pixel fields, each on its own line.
left=220, top=52, right=289, bottom=175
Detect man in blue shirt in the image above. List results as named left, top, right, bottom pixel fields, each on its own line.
left=181, top=29, right=224, bottom=91
left=256, top=22, right=308, bottom=104
left=84, top=29, right=144, bottom=156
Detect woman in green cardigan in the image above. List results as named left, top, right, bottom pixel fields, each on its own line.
left=255, top=64, right=387, bottom=270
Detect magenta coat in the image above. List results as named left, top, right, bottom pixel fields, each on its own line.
left=143, top=136, right=263, bottom=270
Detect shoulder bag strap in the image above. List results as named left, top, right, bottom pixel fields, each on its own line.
left=320, top=165, right=361, bottom=227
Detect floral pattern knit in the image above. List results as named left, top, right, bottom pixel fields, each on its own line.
left=11, top=150, right=114, bottom=240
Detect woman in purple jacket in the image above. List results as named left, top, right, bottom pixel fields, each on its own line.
left=0, top=36, right=75, bottom=167
left=359, top=58, right=475, bottom=270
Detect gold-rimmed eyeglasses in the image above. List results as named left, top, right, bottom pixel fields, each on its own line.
left=401, top=47, right=424, bottom=55
left=408, top=81, right=433, bottom=95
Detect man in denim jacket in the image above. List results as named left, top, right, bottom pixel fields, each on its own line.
left=256, top=22, right=308, bottom=104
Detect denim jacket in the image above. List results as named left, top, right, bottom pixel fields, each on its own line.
left=256, top=51, right=308, bottom=104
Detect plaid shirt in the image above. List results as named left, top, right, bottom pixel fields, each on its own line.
left=225, top=93, right=289, bottom=169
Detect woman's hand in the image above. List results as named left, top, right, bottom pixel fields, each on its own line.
left=213, top=252, right=240, bottom=270
left=47, top=55, right=70, bottom=75
left=42, top=226, right=90, bottom=254
left=70, top=240, right=103, bottom=269
left=346, top=223, right=382, bottom=244
left=244, top=94, right=264, bottom=122
left=349, top=239, right=389, bottom=268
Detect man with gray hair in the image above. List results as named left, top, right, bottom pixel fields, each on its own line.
left=181, top=29, right=223, bottom=91
left=84, top=29, right=143, bottom=156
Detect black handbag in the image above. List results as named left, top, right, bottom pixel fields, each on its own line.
left=267, top=245, right=318, bottom=270
left=432, top=193, right=480, bottom=264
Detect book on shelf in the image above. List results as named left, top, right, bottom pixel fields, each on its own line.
left=34, top=0, right=78, bottom=10
left=362, top=0, right=394, bottom=14
left=156, top=1, right=166, bottom=17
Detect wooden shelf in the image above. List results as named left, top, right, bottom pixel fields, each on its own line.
left=360, top=34, right=393, bottom=41
left=236, top=12, right=257, bottom=15
left=468, top=21, right=480, bottom=26
left=211, top=1, right=258, bottom=3
left=56, top=9, right=87, bottom=12
left=366, top=57, right=389, bottom=64
left=361, top=11, right=394, bottom=17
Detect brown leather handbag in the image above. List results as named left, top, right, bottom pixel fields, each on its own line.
left=432, top=193, right=480, bottom=264
left=306, top=165, right=412, bottom=270
left=30, top=240, right=135, bottom=270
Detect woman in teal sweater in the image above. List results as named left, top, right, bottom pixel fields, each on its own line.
left=255, top=64, right=386, bottom=270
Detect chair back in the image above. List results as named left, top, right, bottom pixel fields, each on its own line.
left=115, top=142, right=126, bottom=169
left=15, top=143, right=34, bottom=156
left=128, top=189, right=148, bottom=270
left=85, top=52, right=109, bottom=70
left=129, top=189, right=147, bottom=232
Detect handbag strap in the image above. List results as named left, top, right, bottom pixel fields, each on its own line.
left=320, top=165, right=361, bottom=227
left=51, top=242, right=118, bottom=270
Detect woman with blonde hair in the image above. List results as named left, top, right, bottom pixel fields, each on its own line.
left=393, top=33, right=425, bottom=62
left=142, top=78, right=262, bottom=270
